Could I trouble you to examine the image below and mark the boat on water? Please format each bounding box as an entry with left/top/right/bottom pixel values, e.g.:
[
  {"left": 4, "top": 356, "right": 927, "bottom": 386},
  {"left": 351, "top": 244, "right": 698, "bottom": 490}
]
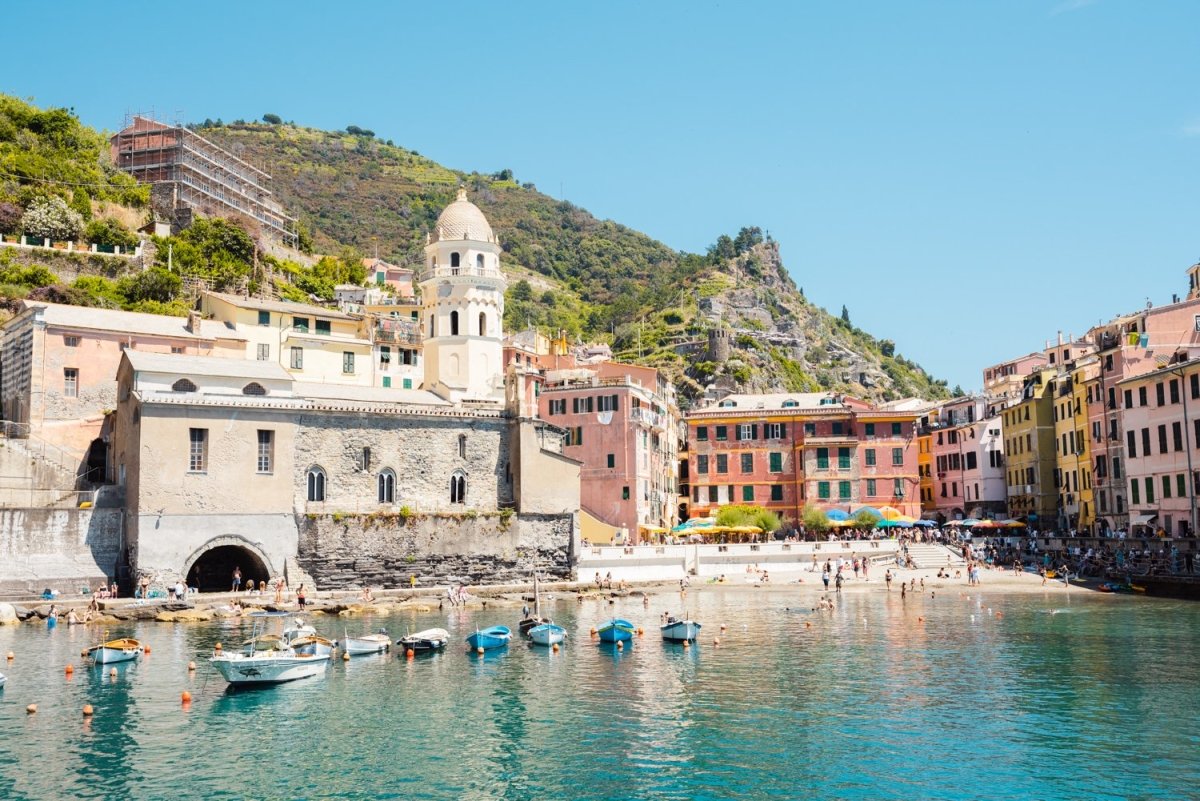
[
  {"left": 0, "top": 672, "right": 6, "bottom": 688},
  {"left": 528, "top": 622, "right": 566, "bottom": 647},
  {"left": 466, "top": 626, "right": 512, "bottom": 651},
  {"left": 342, "top": 630, "right": 390, "bottom": 656},
  {"left": 661, "top": 617, "right": 702, "bottom": 642},
  {"left": 82, "top": 638, "right": 142, "bottom": 665},
  {"left": 596, "top": 618, "right": 636, "bottom": 643},
  {"left": 397, "top": 628, "right": 450, "bottom": 652},
  {"left": 282, "top": 618, "right": 335, "bottom": 657},
  {"left": 518, "top": 573, "right": 551, "bottom": 636},
  {"left": 211, "top": 617, "right": 330, "bottom": 686}
]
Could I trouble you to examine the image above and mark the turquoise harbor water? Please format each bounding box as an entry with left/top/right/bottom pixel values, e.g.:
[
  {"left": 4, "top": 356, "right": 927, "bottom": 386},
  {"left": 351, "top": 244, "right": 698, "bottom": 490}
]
[{"left": 1, "top": 588, "right": 1199, "bottom": 800}]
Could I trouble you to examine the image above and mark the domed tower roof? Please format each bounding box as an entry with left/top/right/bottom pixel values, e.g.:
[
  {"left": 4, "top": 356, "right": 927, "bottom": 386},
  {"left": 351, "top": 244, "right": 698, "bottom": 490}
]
[{"left": 432, "top": 187, "right": 495, "bottom": 244}]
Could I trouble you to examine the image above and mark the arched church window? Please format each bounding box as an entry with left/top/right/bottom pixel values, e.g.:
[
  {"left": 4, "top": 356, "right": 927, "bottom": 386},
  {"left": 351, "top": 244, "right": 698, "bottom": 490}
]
[
  {"left": 451, "top": 252, "right": 461, "bottom": 268},
  {"left": 378, "top": 469, "right": 395, "bottom": 504},
  {"left": 478, "top": 312, "right": 487, "bottom": 336},
  {"left": 307, "top": 466, "right": 326, "bottom": 502},
  {"left": 476, "top": 253, "right": 484, "bottom": 270},
  {"left": 450, "top": 470, "right": 467, "bottom": 505},
  {"left": 450, "top": 311, "right": 459, "bottom": 336},
  {"left": 172, "top": 378, "right": 197, "bottom": 393}
]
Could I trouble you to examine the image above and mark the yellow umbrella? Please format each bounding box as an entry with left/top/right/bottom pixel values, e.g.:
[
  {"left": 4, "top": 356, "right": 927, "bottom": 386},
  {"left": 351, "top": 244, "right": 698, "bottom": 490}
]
[
  {"left": 879, "top": 506, "right": 902, "bottom": 521},
  {"left": 730, "top": 526, "right": 763, "bottom": 534}
]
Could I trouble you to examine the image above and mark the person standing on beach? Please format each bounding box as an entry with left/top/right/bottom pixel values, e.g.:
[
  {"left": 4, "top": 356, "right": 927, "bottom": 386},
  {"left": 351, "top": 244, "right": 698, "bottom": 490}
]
[
  {"left": 822, "top": 571, "right": 830, "bottom": 590},
  {"left": 231, "top": 566, "right": 242, "bottom": 593},
  {"left": 835, "top": 571, "right": 843, "bottom": 593},
  {"left": 884, "top": 569, "right": 892, "bottom": 591},
  {"left": 297, "top": 584, "right": 307, "bottom": 608}
]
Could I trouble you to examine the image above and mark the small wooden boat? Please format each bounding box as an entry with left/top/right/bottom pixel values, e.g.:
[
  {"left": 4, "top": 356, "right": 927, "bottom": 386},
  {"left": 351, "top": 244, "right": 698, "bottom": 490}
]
[
  {"left": 289, "top": 635, "right": 335, "bottom": 658},
  {"left": 83, "top": 638, "right": 141, "bottom": 665},
  {"left": 518, "top": 572, "right": 551, "bottom": 636},
  {"left": 661, "top": 618, "right": 702, "bottom": 642},
  {"left": 397, "top": 628, "right": 449, "bottom": 652},
  {"left": 466, "top": 626, "right": 512, "bottom": 651},
  {"left": 342, "top": 631, "right": 390, "bottom": 656},
  {"left": 597, "top": 618, "right": 635, "bottom": 643},
  {"left": 528, "top": 622, "right": 566, "bottom": 647}
]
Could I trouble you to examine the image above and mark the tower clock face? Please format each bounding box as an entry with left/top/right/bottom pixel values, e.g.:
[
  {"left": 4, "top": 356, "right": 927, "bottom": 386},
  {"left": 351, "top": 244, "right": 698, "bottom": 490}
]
[{"left": 438, "top": 283, "right": 452, "bottom": 297}]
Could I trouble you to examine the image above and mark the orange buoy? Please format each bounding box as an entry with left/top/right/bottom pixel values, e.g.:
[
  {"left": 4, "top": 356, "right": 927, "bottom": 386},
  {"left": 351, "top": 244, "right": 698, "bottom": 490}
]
[
  {"left": 805, "top": 621, "right": 812, "bottom": 628},
  {"left": 26, "top": 704, "right": 37, "bottom": 714},
  {"left": 551, "top": 643, "right": 559, "bottom": 653},
  {"left": 213, "top": 642, "right": 222, "bottom": 651},
  {"left": 713, "top": 637, "right": 720, "bottom": 645},
  {"left": 406, "top": 649, "right": 415, "bottom": 658},
  {"left": 342, "top": 652, "right": 350, "bottom": 661},
  {"left": 476, "top": 647, "right": 485, "bottom": 655},
  {"left": 996, "top": 612, "right": 1003, "bottom": 619},
  {"left": 5, "top": 651, "right": 12, "bottom": 661},
  {"left": 64, "top": 664, "right": 74, "bottom": 676},
  {"left": 108, "top": 668, "right": 117, "bottom": 679},
  {"left": 589, "top": 627, "right": 597, "bottom": 637},
  {"left": 636, "top": 627, "right": 644, "bottom": 636},
  {"left": 616, "top": 641, "right": 624, "bottom": 650},
  {"left": 720, "top": 624, "right": 727, "bottom": 631},
  {"left": 918, "top": 617, "right": 924, "bottom": 622},
  {"left": 682, "top": 639, "right": 690, "bottom": 649},
  {"left": 143, "top": 645, "right": 151, "bottom": 655},
  {"left": 181, "top": 691, "right": 192, "bottom": 704},
  {"left": 82, "top": 704, "right": 94, "bottom": 717},
  {"left": 187, "top": 661, "right": 196, "bottom": 671}
]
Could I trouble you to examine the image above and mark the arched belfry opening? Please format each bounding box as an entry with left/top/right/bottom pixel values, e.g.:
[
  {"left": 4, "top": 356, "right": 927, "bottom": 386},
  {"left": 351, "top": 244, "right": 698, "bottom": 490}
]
[{"left": 184, "top": 541, "right": 271, "bottom": 592}]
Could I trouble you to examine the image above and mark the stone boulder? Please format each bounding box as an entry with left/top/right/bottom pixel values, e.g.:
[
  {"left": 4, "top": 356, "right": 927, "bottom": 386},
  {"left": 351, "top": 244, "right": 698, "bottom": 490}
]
[{"left": 0, "top": 603, "right": 18, "bottom": 626}]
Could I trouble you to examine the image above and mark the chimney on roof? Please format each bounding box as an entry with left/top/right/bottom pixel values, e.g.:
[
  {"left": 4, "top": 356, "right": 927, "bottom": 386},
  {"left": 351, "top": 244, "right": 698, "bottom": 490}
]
[
  {"left": 1057, "top": 331, "right": 1063, "bottom": 347},
  {"left": 186, "top": 310, "right": 202, "bottom": 334}
]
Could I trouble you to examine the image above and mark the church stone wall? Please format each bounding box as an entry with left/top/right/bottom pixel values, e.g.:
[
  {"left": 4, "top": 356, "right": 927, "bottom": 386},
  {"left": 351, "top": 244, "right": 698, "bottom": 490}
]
[{"left": 296, "top": 510, "right": 575, "bottom": 588}]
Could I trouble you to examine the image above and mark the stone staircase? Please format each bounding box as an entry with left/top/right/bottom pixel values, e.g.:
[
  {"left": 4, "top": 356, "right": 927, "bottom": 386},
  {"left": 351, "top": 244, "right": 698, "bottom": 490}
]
[
  {"left": 904, "top": 542, "right": 967, "bottom": 569},
  {"left": 0, "top": 436, "right": 82, "bottom": 508}
]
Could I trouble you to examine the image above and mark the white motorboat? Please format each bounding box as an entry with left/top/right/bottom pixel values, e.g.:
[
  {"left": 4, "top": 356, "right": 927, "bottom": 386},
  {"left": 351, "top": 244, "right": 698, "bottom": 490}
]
[
  {"left": 210, "top": 650, "right": 330, "bottom": 686},
  {"left": 342, "top": 631, "right": 390, "bottom": 656},
  {"left": 396, "top": 628, "right": 450, "bottom": 652},
  {"left": 83, "top": 638, "right": 142, "bottom": 665},
  {"left": 661, "top": 618, "right": 702, "bottom": 642}
]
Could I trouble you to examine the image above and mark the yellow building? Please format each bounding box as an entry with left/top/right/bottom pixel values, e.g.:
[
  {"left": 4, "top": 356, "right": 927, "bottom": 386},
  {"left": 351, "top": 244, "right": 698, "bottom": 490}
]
[
  {"left": 200, "top": 291, "right": 374, "bottom": 387},
  {"left": 1052, "top": 358, "right": 1096, "bottom": 533},
  {"left": 917, "top": 430, "right": 935, "bottom": 513},
  {"left": 1003, "top": 368, "right": 1058, "bottom": 527}
]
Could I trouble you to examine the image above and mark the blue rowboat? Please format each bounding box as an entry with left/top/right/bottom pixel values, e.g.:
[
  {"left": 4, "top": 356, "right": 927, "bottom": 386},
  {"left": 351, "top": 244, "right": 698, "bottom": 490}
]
[
  {"left": 661, "top": 619, "right": 702, "bottom": 642},
  {"left": 596, "top": 618, "right": 636, "bottom": 643},
  {"left": 528, "top": 623, "right": 566, "bottom": 647},
  {"left": 466, "top": 626, "right": 512, "bottom": 651}
]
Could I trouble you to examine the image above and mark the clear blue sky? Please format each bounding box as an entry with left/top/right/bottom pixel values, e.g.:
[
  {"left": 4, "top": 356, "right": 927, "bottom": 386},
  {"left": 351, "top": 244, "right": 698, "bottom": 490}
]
[{"left": 3, "top": 0, "right": 1197, "bottom": 390}]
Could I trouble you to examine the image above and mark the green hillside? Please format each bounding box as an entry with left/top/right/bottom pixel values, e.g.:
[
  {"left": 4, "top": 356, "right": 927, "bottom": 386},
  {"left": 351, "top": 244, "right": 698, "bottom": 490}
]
[{"left": 0, "top": 96, "right": 949, "bottom": 404}]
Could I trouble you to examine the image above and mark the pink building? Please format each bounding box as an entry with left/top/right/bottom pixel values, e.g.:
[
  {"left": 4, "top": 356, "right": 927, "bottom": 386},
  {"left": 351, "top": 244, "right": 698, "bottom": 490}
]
[
  {"left": 1118, "top": 357, "right": 1200, "bottom": 537},
  {"left": 0, "top": 301, "right": 245, "bottom": 463},
  {"left": 928, "top": 397, "right": 1006, "bottom": 520},
  {"left": 363, "top": 258, "right": 415, "bottom": 299},
  {"left": 538, "top": 360, "right": 678, "bottom": 542},
  {"left": 983, "top": 352, "right": 1048, "bottom": 415}
]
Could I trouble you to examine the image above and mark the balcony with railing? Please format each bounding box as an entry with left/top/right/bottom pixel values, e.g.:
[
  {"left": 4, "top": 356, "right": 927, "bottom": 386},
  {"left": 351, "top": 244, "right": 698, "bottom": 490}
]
[
  {"left": 420, "top": 264, "right": 504, "bottom": 282},
  {"left": 373, "top": 322, "right": 422, "bottom": 346}
]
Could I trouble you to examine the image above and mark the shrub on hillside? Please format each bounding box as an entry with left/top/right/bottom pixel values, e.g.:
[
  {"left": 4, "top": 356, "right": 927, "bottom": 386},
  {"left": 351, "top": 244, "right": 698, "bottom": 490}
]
[
  {"left": 84, "top": 218, "right": 139, "bottom": 250},
  {"left": 20, "top": 196, "right": 84, "bottom": 241},
  {"left": 0, "top": 202, "right": 21, "bottom": 235},
  {"left": 118, "top": 267, "right": 181, "bottom": 304},
  {"left": 0, "top": 263, "right": 59, "bottom": 288}
]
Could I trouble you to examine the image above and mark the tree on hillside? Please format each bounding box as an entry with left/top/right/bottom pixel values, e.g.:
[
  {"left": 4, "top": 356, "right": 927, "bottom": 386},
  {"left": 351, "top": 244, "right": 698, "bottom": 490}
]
[
  {"left": 733, "top": 226, "right": 763, "bottom": 254},
  {"left": 511, "top": 279, "right": 533, "bottom": 302},
  {"left": 119, "top": 267, "right": 181, "bottom": 304},
  {"left": 0, "top": 202, "right": 21, "bottom": 234},
  {"left": 707, "top": 235, "right": 736, "bottom": 264},
  {"left": 262, "top": 113, "right": 282, "bottom": 125},
  {"left": 841, "top": 305, "right": 850, "bottom": 324},
  {"left": 880, "top": 339, "right": 895, "bottom": 357},
  {"left": 21, "top": 196, "right": 83, "bottom": 241}
]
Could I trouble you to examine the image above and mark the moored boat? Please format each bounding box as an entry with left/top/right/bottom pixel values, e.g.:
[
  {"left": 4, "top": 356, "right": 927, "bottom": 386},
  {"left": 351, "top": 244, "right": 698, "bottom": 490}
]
[
  {"left": 290, "top": 635, "right": 335, "bottom": 658},
  {"left": 397, "top": 628, "right": 449, "bottom": 652},
  {"left": 466, "top": 626, "right": 512, "bottom": 651},
  {"left": 518, "top": 572, "right": 550, "bottom": 636},
  {"left": 210, "top": 650, "right": 330, "bottom": 686},
  {"left": 0, "top": 672, "right": 6, "bottom": 688},
  {"left": 661, "top": 618, "right": 702, "bottom": 642},
  {"left": 342, "top": 631, "right": 390, "bottom": 656},
  {"left": 596, "top": 618, "right": 636, "bottom": 643},
  {"left": 83, "top": 638, "right": 142, "bottom": 665},
  {"left": 528, "top": 622, "right": 566, "bottom": 647}
]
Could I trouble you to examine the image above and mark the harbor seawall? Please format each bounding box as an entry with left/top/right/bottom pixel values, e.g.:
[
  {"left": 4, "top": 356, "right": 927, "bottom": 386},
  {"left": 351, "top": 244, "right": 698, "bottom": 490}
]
[{"left": 0, "top": 507, "right": 123, "bottom": 594}]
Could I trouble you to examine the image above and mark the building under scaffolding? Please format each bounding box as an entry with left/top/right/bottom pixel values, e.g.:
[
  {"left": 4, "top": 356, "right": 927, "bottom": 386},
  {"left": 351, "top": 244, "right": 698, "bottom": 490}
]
[{"left": 110, "top": 116, "right": 298, "bottom": 247}]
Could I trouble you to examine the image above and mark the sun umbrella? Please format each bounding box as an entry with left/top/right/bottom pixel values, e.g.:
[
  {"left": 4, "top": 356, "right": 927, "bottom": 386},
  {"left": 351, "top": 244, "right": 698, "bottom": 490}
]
[
  {"left": 828, "top": 518, "right": 856, "bottom": 527},
  {"left": 945, "top": 520, "right": 963, "bottom": 527},
  {"left": 895, "top": 515, "right": 919, "bottom": 524},
  {"left": 877, "top": 519, "right": 913, "bottom": 529},
  {"left": 879, "top": 506, "right": 902, "bottom": 521},
  {"left": 1004, "top": 520, "right": 1027, "bottom": 528},
  {"left": 851, "top": 506, "right": 883, "bottom": 518},
  {"left": 960, "top": 518, "right": 981, "bottom": 527},
  {"left": 825, "top": 509, "right": 850, "bottom": 521},
  {"left": 913, "top": 520, "right": 937, "bottom": 528},
  {"left": 973, "top": 520, "right": 1000, "bottom": 529}
]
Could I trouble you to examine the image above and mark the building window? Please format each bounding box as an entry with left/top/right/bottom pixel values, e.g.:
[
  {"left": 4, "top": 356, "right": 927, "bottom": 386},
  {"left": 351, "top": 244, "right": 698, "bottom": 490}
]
[
  {"left": 865, "top": 423, "right": 875, "bottom": 437},
  {"left": 64, "top": 368, "right": 79, "bottom": 398},
  {"left": 1142, "top": 428, "right": 1151, "bottom": 456},
  {"left": 894, "top": 478, "right": 903, "bottom": 498},
  {"left": 715, "top": 425, "right": 728, "bottom": 441},
  {"left": 1127, "top": 430, "right": 1137, "bottom": 458},
  {"left": 258, "top": 310, "right": 270, "bottom": 326},
  {"left": 816, "top": 448, "right": 829, "bottom": 469},
  {"left": 451, "top": 252, "right": 461, "bottom": 268},
  {"left": 966, "top": 452, "right": 977, "bottom": 470},
  {"left": 316, "top": 320, "right": 331, "bottom": 336},
  {"left": 769, "top": 452, "right": 783, "bottom": 473},
  {"left": 624, "top": 486, "right": 632, "bottom": 501},
  {"left": 607, "top": 453, "right": 615, "bottom": 468},
  {"left": 742, "top": 485, "right": 755, "bottom": 502},
  {"left": 892, "top": 447, "right": 904, "bottom": 466},
  {"left": 1155, "top": 382, "right": 1165, "bottom": 406},
  {"left": 1192, "top": 374, "right": 1200, "bottom": 400},
  {"left": 243, "top": 382, "right": 267, "bottom": 397},
  {"left": 598, "top": 394, "right": 620, "bottom": 412},
  {"left": 832, "top": 422, "right": 844, "bottom": 436},
  {"left": 170, "top": 378, "right": 197, "bottom": 392},
  {"left": 770, "top": 484, "right": 784, "bottom": 501},
  {"left": 257, "top": 430, "right": 273, "bottom": 473},
  {"left": 343, "top": 352, "right": 356, "bottom": 374},
  {"left": 1144, "top": 477, "right": 1154, "bottom": 504},
  {"left": 804, "top": 423, "right": 816, "bottom": 436},
  {"left": 838, "top": 480, "right": 851, "bottom": 500},
  {"left": 716, "top": 454, "right": 728, "bottom": 474},
  {"left": 450, "top": 311, "right": 460, "bottom": 336},
  {"left": 740, "top": 453, "right": 753, "bottom": 473},
  {"left": 697, "top": 455, "right": 709, "bottom": 475},
  {"left": 479, "top": 312, "right": 487, "bottom": 336},
  {"left": 696, "top": 426, "right": 708, "bottom": 441},
  {"left": 293, "top": 317, "right": 310, "bottom": 333},
  {"left": 838, "top": 447, "right": 851, "bottom": 469},
  {"left": 1158, "top": 425, "right": 1169, "bottom": 455},
  {"left": 458, "top": 434, "right": 467, "bottom": 459},
  {"left": 866, "top": 479, "right": 876, "bottom": 497},
  {"left": 307, "top": 466, "right": 326, "bottom": 501},
  {"left": 290, "top": 347, "right": 303, "bottom": 370},
  {"left": 1138, "top": 386, "right": 1147, "bottom": 406},
  {"left": 1162, "top": 475, "right": 1172, "bottom": 499},
  {"left": 1131, "top": 479, "right": 1140, "bottom": 505},
  {"left": 379, "top": 469, "right": 396, "bottom": 504},
  {"left": 450, "top": 470, "right": 467, "bottom": 504},
  {"left": 171, "top": 346, "right": 184, "bottom": 354},
  {"left": 257, "top": 343, "right": 270, "bottom": 361},
  {"left": 766, "top": 423, "right": 784, "bottom": 439},
  {"left": 188, "top": 428, "right": 208, "bottom": 472},
  {"left": 738, "top": 424, "right": 754, "bottom": 441},
  {"left": 707, "top": 486, "right": 718, "bottom": 503},
  {"left": 1177, "top": 473, "right": 1186, "bottom": 499},
  {"left": 64, "top": 335, "right": 80, "bottom": 347},
  {"left": 402, "top": 378, "right": 412, "bottom": 390},
  {"left": 818, "top": 481, "right": 830, "bottom": 500},
  {"left": 891, "top": 422, "right": 902, "bottom": 436},
  {"left": 865, "top": 449, "right": 876, "bottom": 467},
  {"left": 1173, "top": 422, "right": 1184, "bottom": 452},
  {"left": 1170, "top": 379, "right": 1180, "bottom": 404}
]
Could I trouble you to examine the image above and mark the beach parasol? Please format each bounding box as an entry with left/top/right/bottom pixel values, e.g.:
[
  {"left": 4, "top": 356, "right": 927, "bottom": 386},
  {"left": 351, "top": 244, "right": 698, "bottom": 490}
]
[
  {"left": 879, "top": 506, "right": 902, "bottom": 521},
  {"left": 852, "top": 506, "right": 883, "bottom": 518},
  {"left": 825, "top": 509, "right": 850, "bottom": 521}
]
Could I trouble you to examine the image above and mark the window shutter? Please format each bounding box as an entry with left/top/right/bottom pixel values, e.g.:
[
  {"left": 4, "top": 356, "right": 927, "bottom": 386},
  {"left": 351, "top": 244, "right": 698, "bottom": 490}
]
[
  {"left": 751, "top": 424, "right": 759, "bottom": 440},
  {"left": 735, "top": 426, "right": 742, "bottom": 441},
  {"left": 612, "top": 394, "right": 619, "bottom": 411}
]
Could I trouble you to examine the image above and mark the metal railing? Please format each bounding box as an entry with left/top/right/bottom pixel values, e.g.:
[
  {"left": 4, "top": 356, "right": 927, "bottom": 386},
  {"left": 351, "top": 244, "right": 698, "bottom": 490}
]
[{"left": 0, "top": 421, "right": 84, "bottom": 480}]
